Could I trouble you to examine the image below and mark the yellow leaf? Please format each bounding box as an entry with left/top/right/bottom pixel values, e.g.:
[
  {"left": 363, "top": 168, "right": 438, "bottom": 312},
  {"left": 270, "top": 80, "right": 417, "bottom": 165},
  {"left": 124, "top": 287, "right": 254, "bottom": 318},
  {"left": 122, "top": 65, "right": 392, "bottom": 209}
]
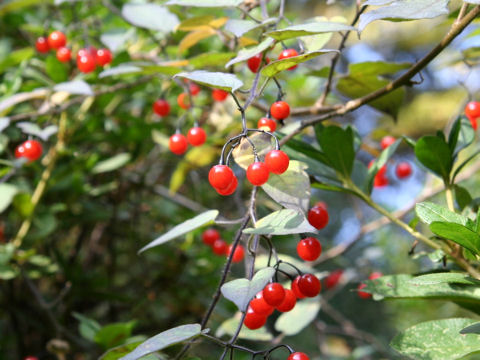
[
  {"left": 238, "top": 37, "right": 258, "bottom": 47},
  {"left": 185, "top": 145, "right": 218, "bottom": 167},
  {"left": 177, "top": 15, "right": 215, "bottom": 31},
  {"left": 179, "top": 27, "right": 216, "bottom": 53},
  {"left": 170, "top": 161, "right": 190, "bottom": 194},
  {"left": 209, "top": 17, "right": 228, "bottom": 29},
  {"left": 158, "top": 60, "right": 190, "bottom": 67},
  {"left": 232, "top": 132, "right": 274, "bottom": 170}
]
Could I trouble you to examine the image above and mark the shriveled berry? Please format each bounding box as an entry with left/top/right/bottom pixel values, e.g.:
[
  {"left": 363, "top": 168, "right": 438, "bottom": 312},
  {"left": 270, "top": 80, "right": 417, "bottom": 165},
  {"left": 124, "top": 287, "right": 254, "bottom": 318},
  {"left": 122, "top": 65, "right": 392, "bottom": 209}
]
[
  {"left": 47, "top": 31, "right": 66, "bottom": 49},
  {"left": 395, "top": 161, "right": 412, "bottom": 179},
  {"left": 246, "top": 162, "right": 269, "bottom": 186},
  {"left": 270, "top": 101, "right": 290, "bottom": 120},
  {"left": 244, "top": 307, "right": 267, "bottom": 330},
  {"left": 262, "top": 283, "right": 285, "bottom": 307},
  {"left": 308, "top": 206, "right": 329, "bottom": 230},
  {"left": 15, "top": 140, "right": 43, "bottom": 162},
  {"left": 56, "top": 47, "right": 71, "bottom": 62},
  {"left": 96, "top": 48, "right": 113, "bottom": 66},
  {"left": 288, "top": 352, "right": 309, "bottom": 360},
  {"left": 212, "top": 239, "right": 227, "bottom": 255},
  {"left": 227, "top": 244, "right": 245, "bottom": 263},
  {"left": 297, "top": 237, "right": 322, "bottom": 261},
  {"left": 257, "top": 117, "right": 276, "bottom": 132},
  {"left": 278, "top": 48, "right": 299, "bottom": 70},
  {"left": 380, "top": 135, "right": 396, "bottom": 150},
  {"left": 177, "top": 93, "right": 190, "bottom": 109},
  {"left": 202, "top": 228, "right": 220, "bottom": 246},
  {"left": 187, "top": 127, "right": 207, "bottom": 146},
  {"left": 298, "top": 273, "right": 321, "bottom": 297},
  {"left": 212, "top": 89, "right": 228, "bottom": 102},
  {"left": 35, "top": 37, "right": 50, "bottom": 53},
  {"left": 291, "top": 276, "right": 306, "bottom": 299},
  {"left": 169, "top": 133, "right": 188, "bottom": 155},
  {"left": 276, "top": 289, "right": 296, "bottom": 312},
  {"left": 265, "top": 150, "right": 289, "bottom": 175},
  {"left": 209, "top": 165, "right": 234, "bottom": 190},
  {"left": 153, "top": 99, "right": 170, "bottom": 117}
]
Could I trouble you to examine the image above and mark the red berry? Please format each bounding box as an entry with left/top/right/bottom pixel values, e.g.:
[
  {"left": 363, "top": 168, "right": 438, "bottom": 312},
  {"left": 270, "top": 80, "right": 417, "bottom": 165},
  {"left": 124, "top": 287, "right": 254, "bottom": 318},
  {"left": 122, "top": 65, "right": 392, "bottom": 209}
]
[
  {"left": 298, "top": 273, "right": 321, "bottom": 297},
  {"left": 212, "top": 89, "right": 228, "bottom": 102},
  {"left": 257, "top": 117, "right": 276, "bottom": 132},
  {"left": 380, "top": 135, "right": 396, "bottom": 150},
  {"left": 276, "top": 288, "right": 296, "bottom": 312},
  {"left": 35, "top": 37, "right": 50, "bottom": 53},
  {"left": 169, "top": 133, "right": 188, "bottom": 155},
  {"left": 244, "top": 307, "right": 267, "bottom": 330},
  {"left": 177, "top": 93, "right": 190, "bottom": 109},
  {"left": 202, "top": 228, "right": 220, "bottom": 246},
  {"left": 374, "top": 173, "right": 389, "bottom": 188},
  {"left": 212, "top": 239, "right": 227, "bottom": 255},
  {"left": 307, "top": 206, "right": 329, "bottom": 230},
  {"left": 250, "top": 292, "right": 274, "bottom": 316},
  {"left": 395, "top": 161, "right": 412, "bottom": 179},
  {"left": 77, "top": 53, "right": 96, "bottom": 73},
  {"left": 208, "top": 165, "right": 234, "bottom": 190},
  {"left": 15, "top": 140, "right": 43, "bottom": 162},
  {"left": 469, "top": 116, "right": 478, "bottom": 130},
  {"left": 227, "top": 244, "right": 245, "bottom": 263},
  {"left": 325, "top": 269, "right": 343, "bottom": 290},
  {"left": 262, "top": 283, "right": 286, "bottom": 307},
  {"left": 270, "top": 101, "right": 290, "bottom": 120},
  {"left": 357, "top": 283, "right": 371, "bottom": 299},
  {"left": 291, "top": 276, "right": 306, "bottom": 299},
  {"left": 56, "top": 47, "right": 71, "bottom": 62},
  {"left": 288, "top": 352, "right": 309, "bottom": 360},
  {"left": 315, "top": 201, "right": 327, "bottom": 210},
  {"left": 77, "top": 47, "right": 96, "bottom": 60},
  {"left": 246, "top": 162, "right": 269, "bottom": 186},
  {"left": 264, "top": 150, "right": 289, "bottom": 175},
  {"left": 24, "top": 357, "right": 39, "bottom": 360},
  {"left": 153, "top": 99, "right": 170, "bottom": 117},
  {"left": 96, "top": 48, "right": 113, "bottom": 66},
  {"left": 189, "top": 83, "right": 200, "bottom": 96},
  {"left": 187, "top": 127, "right": 207, "bottom": 146},
  {"left": 297, "top": 237, "right": 322, "bottom": 261},
  {"left": 47, "top": 31, "right": 66, "bottom": 49},
  {"left": 216, "top": 175, "right": 238, "bottom": 196},
  {"left": 278, "top": 48, "right": 299, "bottom": 70},
  {"left": 247, "top": 53, "right": 270, "bottom": 73},
  {"left": 369, "top": 271, "right": 383, "bottom": 280},
  {"left": 465, "top": 101, "right": 480, "bottom": 120}
]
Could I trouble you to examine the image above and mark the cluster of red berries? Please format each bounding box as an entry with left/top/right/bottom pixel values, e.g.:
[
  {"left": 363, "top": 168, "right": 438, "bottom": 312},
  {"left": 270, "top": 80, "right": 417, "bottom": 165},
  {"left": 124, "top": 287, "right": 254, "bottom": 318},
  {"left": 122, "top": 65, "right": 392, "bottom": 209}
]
[
  {"left": 244, "top": 273, "right": 321, "bottom": 330},
  {"left": 357, "top": 272, "right": 382, "bottom": 299},
  {"left": 246, "top": 48, "right": 299, "bottom": 74},
  {"left": 176, "top": 84, "right": 229, "bottom": 110},
  {"left": 307, "top": 201, "right": 329, "bottom": 230},
  {"left": 465, "top": 101, "right": 480, "bottom": 130},
  {"left": 202, "top": 228, "right": 245, "bottom": 262},
  {"left": 371, "top": 136, "right": 412, "bottom": 187},
  {"left": 15, "top": 140, "right": 43, "bottom": 162},
  {"left": 35, "top": 31, "right": 112, "bottom": 73},
  {"left": 168, "top": 127, "right": 207, "bottom": 155}
]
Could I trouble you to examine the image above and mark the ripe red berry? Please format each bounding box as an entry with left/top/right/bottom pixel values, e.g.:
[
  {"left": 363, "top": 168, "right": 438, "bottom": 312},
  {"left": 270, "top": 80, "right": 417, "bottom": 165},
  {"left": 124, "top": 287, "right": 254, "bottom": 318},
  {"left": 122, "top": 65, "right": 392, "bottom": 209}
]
[
  {"left": 288, "top": 352, "right": 309, "bottom": 360},
  {"left": 169, "top": 133, "right": 188, "bottom": 155},
  {"left": 250, "top": 292, "right": 274, "bottom": 316},
  {"left": 278, "top": 48, "right": 299, "bottom": 70},
  {"left": 187, "top": 127, "right": 207, "bottom": 146},
  {"left": 56, "top": 47, "right": 71, "bottom": 62},
  {"left": 380, "top": 135, "right": 396, "bottom": 150},
  {"left": 77, "top": 47, "right": 96, "bottom": 60},
  {"left": 262, "top": 283, "right": 286, "bottom": 307},
  {"left": 308, "top": 205, "right": 329, "bottom": 230},
  {"left": 47, "top": 31, "right": 66, "bottom": 49},
  {"left": 276, "top": 288, "right": 296, "bottom": 312},
  {"left": 15, "top": 140, "right": 43, "bottom": 162},
  {"left": 24, "top": 357, "right": 39, "bottom": 360},
  {"left": 212, "top": 239, "right": 227, "bottom": 255},
  {"left": 469, "top": 116, "right": 478, "bottom": 131},
  {"left": 77, "top": 53, "right": 96, "bottom": 73},
  {"left": 96, "top": 48, "right": 113, "bottom": 66},
  {"left": 209, "top": 165, "right": 234, "bottom": 190},
  {"left": 212, "top": 89, "right": 229, "bottom": 102},
  {"left": 395, "top": 161, "right": 412, "bottom": 179},
  {"left": 297, "top": 237, "right": 322, "bottom": 261},
  {"left": 291, "top": 276, "right": 306, "bottom": 299},
  {"left": 257, "top": 117, "right": 276, "bottom": 132},
  {"left": 153, "top": 99, "right": 170, "bottom": 117},
  {"left": 298, "top": 273, "right": 321, "bottom": 297},
  {"left": 270, "top": 101, "right": 290, "bottom": 120},
  {"left": 369, "top": 271, "right": 383, "bottom": 280},
  {"left": 244, "top": 307, "right": 267, "bottom": 330},
  {"left": 357, "top": 283, "right": 371, "bottom": 299},
  {"left": 189, "top": 83, "right": 200, "bottom": 96},
  {"left": 177, "top": 93, "right": 190, "bottom": 109},
  {"left": 325, "top": 269, "right": 343, "bottom": 290},
  {"left": 35, "top": 37, "right": 50, "bottom": 53},
  {"left": 246, "top": 162, "right": 270, "bottom": 186},
  {"left": 247, "top": 53, "right": 270, "bottom": 73},
  {"left": 374, "top": 173, "right": 389, "bottom": 188},
  {"left": 265, "top": 150, "right": 289, "bottom": 175},
  {"left": 216, "top": 175, "right": 238, "bottom": 196},
  {"left": 227, "top": 244, "right": 245, "bottom": 263},
  {"left": 465, "top": 101, "right": 480, "bottom": 120},
  {"left": 202, "top": 228, "right": 220, "bottom": 246}
]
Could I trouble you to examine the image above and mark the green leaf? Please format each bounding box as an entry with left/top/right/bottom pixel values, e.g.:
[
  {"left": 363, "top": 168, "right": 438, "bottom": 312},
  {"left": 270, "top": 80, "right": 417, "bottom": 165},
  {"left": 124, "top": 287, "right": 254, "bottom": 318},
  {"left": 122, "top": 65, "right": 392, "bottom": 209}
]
[
  {"left": 415, "top": 201, "right": 468, "bottom": 226},
  {"left": 140, "top": 210, "right": 219, "bottom": 253},
  {"left": 189, "top": 52, "right": 236, "bottom": 69},
  {"left": 0, "top": 183, "right": 19, "bottom": 213},
  {"left": 408, "top": 273, "right": 480, "bottom": 286},
  {"left": 94, "top": 321, "right": 136, "bottom": 349},
  {"left": 224, "top": 18, "right": 276, "bottom": 37},
  {"left": 220, "top": 267, "right": 275, "bottom": 312},
  {"left": 261, "top": 160, "right": 310, "bottom": 213},
  {"left": 454, "top": 185, "right": 473, "bottom": 211},
  {"left": 260, "top": 50, "right": 338, "bottom": 77},
  {"left": 449, "top": 116, "right": 475, "bottom": 156},
  {"left": 365, "top": 138, "right": 401, "bottom": 193},
  {"left": 254, "top": 253, "right": 312, "bottom": 275},
  {"left": 359, "top": 0, "right": 449, "bottom": 32},
  {"left": 429, "top": 221, "right": 480, "bottom": 255},
  {"left": 72, "top": 312, "right": 101, "bottom": 342},
  {"left": 0, "top": 47, "right": 34, "bottom": 73},
  {"left": 243, "top": 209, "right": 316, "bottom": 235},
  {"left": 390, "top": 318, "right": 480, "bottom": 360},
  {"left": 174, "top": 71, "right": 243, "bottom": 92},
  {"left": 92, "top": 153, "right": 131, "bottom": 174},
  {"left": 45, "top": 55, "right": 68, "bottom": 83},
  {"left": 267, "top": 21, "right": 356, "bottom": 41},
  {"left": 216, "top": 315, "right": 272, "bottom": 341},
  {"left": 317, "top": 126, "right": 355, "bottom": 178},
  {"left": 460, "top": 322, "right": 480, "bottom": 335},
  {"left": 414, "top": 136, "right": 452, "bottom": 182},
  {"left": 275, "top": 298, "right": 320, "bottom": 336},
  {"left": 54, "top": 80, "right": 93, "bottom": 96},
  {"left": 165, "top": 0, "right": 243, "bottom": 7},
  {"left": 99, "top": 63, "right": 181, "bottom": 78},
  {"left": 122, "top": 4, "right": 179, "bottom": 33},
  {"left": 0, "top": 0, "right": 51, "bottom": 15},
  {"left": 336, "top": 61, "right": 409, "bottom": 118},
  {"left": 119, "top": 324, "right": 202, "bottom": 360},
  {"left": 225, "top": 38, "right": 274, "bottom": 68}
]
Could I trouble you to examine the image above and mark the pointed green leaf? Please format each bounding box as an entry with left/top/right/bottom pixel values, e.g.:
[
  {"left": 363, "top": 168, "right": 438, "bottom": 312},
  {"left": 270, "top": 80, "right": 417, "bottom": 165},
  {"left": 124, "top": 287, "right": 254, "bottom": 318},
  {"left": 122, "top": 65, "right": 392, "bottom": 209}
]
[
  {"left": 174, "top": 71, "right": 243, "bottom": 92},
  {"left": 414, "top": 136, "right": 452, "bottom": 182},
  {"left": 260, "top": 50, "right": 338, "bottom": 77},
  {"left": 225, "top": 38, "right": 274, "bottom": 68},
  {"left": 92, "top": 153, "right": 131, "bottom": 174},
  {"left": 408, "top": 273, "right": 480, "bottom": 286},
  {"left": 429, "top": 221, "right": 480, "bottom": 255},
  {"left": 0, "top": 183, "right": 19, "bottom": 213},
  {"left": 243, "top": 209, "right": 316, "bottom": 235},
  {"left": 94, "top": 321, "right": 136, "bottom": 349},
  {"left": 415, "top": 201, "right": 468, "bottom": 226},
  {"left": 317, "top": 126, "right": 355, "bottom": 177},
  {"left": 122, "top": 3, "right": 179, "bottom": 33},
  {"left": 267, "top": 21, "right": 356, "bottom": 41}
]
